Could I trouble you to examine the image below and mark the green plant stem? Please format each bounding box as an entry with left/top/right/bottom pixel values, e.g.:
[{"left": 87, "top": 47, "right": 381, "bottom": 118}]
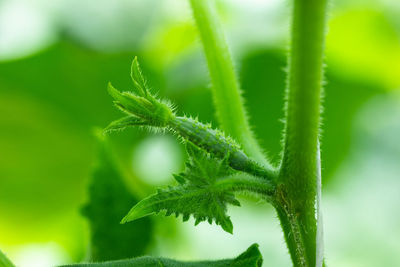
[
  {"left": 278, "top": 0, "right": 328, "bottom": 266},
  {"left": 169, "top": 117, "right": 276, "bottom": 181},
  {"left": 215, "top": 174, "right": 276, "bottom": 199},
  {"left": 189, "top": 0, "right": 270, "bottom": 167}
]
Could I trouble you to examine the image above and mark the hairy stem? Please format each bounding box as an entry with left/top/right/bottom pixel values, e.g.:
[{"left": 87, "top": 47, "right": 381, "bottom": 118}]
[
  {"left": 170, "top": 117, "right": 276, "bottom": 181},
  {"left": 189, "top": 0, "right": 270, "bottom": 166},
  {"left": 215, "top": 174, "right": 276, "bottom": 200},
  {"left": 278, "top": 0, "right": 328, "bottom": 266}
]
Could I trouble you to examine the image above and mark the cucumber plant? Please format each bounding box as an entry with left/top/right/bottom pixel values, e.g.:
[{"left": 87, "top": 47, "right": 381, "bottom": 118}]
[{"left": 0, "top": 0, "right": 328, "bottom": 266}]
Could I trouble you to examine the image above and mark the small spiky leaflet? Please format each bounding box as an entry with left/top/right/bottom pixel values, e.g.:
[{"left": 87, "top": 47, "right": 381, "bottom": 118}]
[{"left": 121, "top": 144, "right": 240, "bottom": 234}]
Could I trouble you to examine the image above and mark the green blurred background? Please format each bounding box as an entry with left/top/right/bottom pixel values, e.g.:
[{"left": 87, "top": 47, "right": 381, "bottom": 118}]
[{"left": 0, "top": 0, "right": 399, "bottom": 266}]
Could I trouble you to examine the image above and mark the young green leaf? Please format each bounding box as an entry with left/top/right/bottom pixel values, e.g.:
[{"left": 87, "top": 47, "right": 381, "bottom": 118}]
[
  {"left": 130, "top": 56, "right": 147, "bottom": 97},
  {"left": 58, "top": 243, "right": 263, "bottom": 267},
  {"left": 103, "top": 116, "right": 148, "bottom": 133},
  {"left": 121, "top": 144, "right": 240, "bottom": 234},
  {"left": 122, "top": 185, "right": 237, "bottom": 234}
]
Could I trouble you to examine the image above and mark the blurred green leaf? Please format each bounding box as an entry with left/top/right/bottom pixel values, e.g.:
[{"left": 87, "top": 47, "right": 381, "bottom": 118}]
[
  {"left": 0, "top": 249, "right": 15, "bottom": 267},
  {"left": 0, "top": 41, "right": 162, "bottom": 254},
  {"left": 130, "top": 57, "right": 148, "bottom": 97},
  {"left": 326, "top": 8, "right": 400, "bottom": 89},
  {"left": 81, "top": 135, "right": 153, "bottom": 261},
  {"left": 59, "top": 243, "right": 262, "bottom": 267}
]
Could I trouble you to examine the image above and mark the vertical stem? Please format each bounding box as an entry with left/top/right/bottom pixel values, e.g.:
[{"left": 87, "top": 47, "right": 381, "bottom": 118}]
[
  {"left": 279, "top": 0, "right": 328, "bottom": 266},
  {"left": 189, "top": 0, "right": 270, "bottom": 167}
]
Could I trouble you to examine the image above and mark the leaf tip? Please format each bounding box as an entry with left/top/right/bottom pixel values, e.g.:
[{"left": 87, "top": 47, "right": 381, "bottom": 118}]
[
  {"left": 107, "top": 82, "right": 121, "bottom": 100},
  {"left": 130, "top": 56, "right": 147, "bottom": 96},
  {"left": 221, "top": 218, "right": 234, "bottom": 234},
  {"left": 120, "top": 215, "right": 129, "bottom": 224},
  {"left": 233, "top": 243, "right": 263, "bottom": 267}
]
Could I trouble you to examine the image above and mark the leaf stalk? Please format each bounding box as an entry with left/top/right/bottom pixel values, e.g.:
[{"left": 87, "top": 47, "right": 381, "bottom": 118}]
[{"left": 189, "top": 0, "right": 270, "bottom": 167}]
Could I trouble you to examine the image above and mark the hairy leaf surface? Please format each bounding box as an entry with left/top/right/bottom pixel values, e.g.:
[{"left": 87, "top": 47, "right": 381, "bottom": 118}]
[
  {"left": 59, "top": 243, "right": 262, "bottom": 267},
  {"left": 104, "top": 116, "right": 148, "bottom": 133}
]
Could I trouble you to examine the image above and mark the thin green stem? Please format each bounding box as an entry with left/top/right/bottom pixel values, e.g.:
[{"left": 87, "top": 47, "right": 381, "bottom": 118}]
[
  {"left": 189, "top": 0, "right": 270, "bottom": 167},
  {"left": 278, "top": 0, "right": 328, "bottom": 266}
]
